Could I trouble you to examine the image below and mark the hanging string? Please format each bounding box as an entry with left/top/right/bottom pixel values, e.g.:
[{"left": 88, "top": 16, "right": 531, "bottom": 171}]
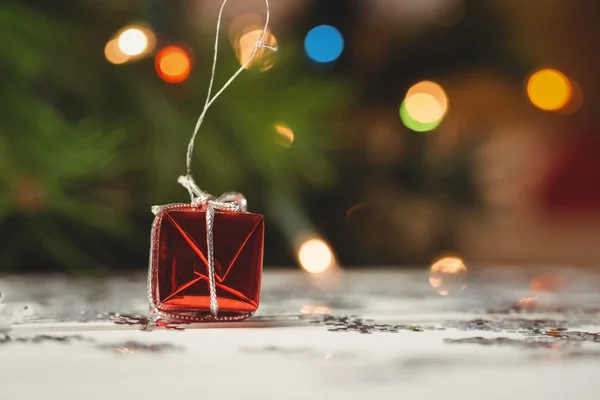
[{"left": 183, "top": 0, "right": 277, "bottom": 202}]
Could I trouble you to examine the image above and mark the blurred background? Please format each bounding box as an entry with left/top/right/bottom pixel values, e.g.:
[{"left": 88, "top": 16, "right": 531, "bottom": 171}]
[{"left": 1, "top": 0, "right": 600, "bottom": 275}]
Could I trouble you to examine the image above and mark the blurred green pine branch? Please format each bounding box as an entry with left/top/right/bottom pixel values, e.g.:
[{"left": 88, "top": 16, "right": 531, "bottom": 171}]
[{"left": 0, "top": 3, "right": 350, "bottom": 272}]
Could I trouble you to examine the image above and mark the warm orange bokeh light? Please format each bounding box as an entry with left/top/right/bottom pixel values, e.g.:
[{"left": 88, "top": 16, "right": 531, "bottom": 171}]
[
  {"left": 155, "top": 46, "right": 192, "bottom": 83},
  {"left": 235, "top": 27, "right": 277, "bottom": 71},
  {"left": 104, "top": 39, "right": 129, "bottom": 65},
  {"left": 526, "top": 69, "right": 572, "bottom": 111},
  {"left": 404, "top": 81, "right": 449, "bottom": 124},
  {"left": 429, "top": 256, "right": 468, "bottom": 296},
  {"left": 274, "top": 123, "right": 294, "bottom": 148}
]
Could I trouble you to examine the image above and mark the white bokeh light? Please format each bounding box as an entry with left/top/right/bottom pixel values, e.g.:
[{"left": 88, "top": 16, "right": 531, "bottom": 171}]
[
  {"left": 298, "top": 238, "right": 335, "bottom": 274},
  {"left": 117, "top": 28, "right": 149, "bottom": 57}
]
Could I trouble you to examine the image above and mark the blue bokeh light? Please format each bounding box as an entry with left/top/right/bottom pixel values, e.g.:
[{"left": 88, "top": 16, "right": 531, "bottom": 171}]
[{"left": 304, "top": 25, "right": 344, "bottom": 63}]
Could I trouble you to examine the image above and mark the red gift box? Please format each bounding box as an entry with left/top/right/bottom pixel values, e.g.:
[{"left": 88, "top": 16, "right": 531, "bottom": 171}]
[{"left": 149, "top": 204, "right": 264, "bottom": 321}]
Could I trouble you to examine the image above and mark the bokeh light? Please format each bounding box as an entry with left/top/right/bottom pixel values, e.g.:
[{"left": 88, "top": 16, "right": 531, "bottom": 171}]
[
  {"left": 428, "top": 256, "right": 468, "bottom": 296},
  {"left": 400, "top": 81, "right": 448, "bottom": 132},
  {"left": 298, "top": 238, "right": 335, "bottom": 274},
  {"left": 400, "top": 101, "right": 441, "bottom": 132},
  {"left": 155, "top": 46, "right": 192, "bottom": 83},
  {"left": 274, "top": 123, "right": 294, "bottom": 148},
  {"left": 104, "top": 39, "right": 129, "bottom": 65},
  {"left": 405, "top": 81, "right": 449, "bottom": 123},
  {"left": 304, "top": 25, "right": 344, "bottom": 63},
  {"left": 235, "top": 27, "right": 278, "bottom": 71},
  {"left": 117, "top": 27, "right": 150, "bottom": 57},
  {"left": 526, "top": 68, "right": 572, "bottom": 111}
]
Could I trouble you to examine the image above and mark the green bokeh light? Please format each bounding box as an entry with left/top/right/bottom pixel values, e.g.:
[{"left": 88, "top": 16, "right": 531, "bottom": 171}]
[{"left": 399, "top": 101, "right": 441, "bottom": 132}]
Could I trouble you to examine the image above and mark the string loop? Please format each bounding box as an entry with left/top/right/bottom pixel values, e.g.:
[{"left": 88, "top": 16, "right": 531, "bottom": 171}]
[{"left": 183, "top": 0, "right": 277, "bottom": 202}]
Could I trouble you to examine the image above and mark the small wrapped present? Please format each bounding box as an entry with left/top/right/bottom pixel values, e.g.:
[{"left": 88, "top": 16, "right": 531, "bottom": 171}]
[{"left": 148, "top": 178, "right": 264, "bottom": 321}]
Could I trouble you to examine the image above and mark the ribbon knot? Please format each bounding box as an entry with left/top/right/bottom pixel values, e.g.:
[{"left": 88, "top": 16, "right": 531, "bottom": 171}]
[
  {"left": 177, "top": 175, "right": 247, "bottom": 317},
  {"left": 255, "top": 39, "right": 278, "bottom": 52}
]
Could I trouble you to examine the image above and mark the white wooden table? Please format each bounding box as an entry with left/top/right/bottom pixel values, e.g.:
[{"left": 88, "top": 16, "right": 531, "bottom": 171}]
[{"left": 1, "top": 269, "right": 600, "bottom": 400}]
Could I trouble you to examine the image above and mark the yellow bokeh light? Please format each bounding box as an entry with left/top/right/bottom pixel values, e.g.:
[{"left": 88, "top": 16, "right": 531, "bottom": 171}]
[
  {"left": 429, "top": 256, "right": 468, "bottom": 296},
  {"left": 104, "top": 39, "right": 129, "bottom": 65},
  {"left": 405, "top": 93, "right": 444, "bottom": 124},
  {"left": 274, "top": 123, "right": 294, "bottom": 148},
  {"left": 298, "top": 238, "right": 335, "bottom": 274},
  {"left": 404, "top": 81, "right": 448, "bottom": 124},
  {"left": 235, "top": 26, "right": 277, "bottom": 71},
  {"left": 117, "top": 27, "right": 150, "bottom": 57},
  {"left": 526, "top": 68, "right": 572, "bottom": 111}
]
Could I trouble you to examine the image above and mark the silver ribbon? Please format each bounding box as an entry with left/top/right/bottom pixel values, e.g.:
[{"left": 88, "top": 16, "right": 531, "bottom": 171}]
[{"left": 176, "top": 175, "right": 247, "bottom": 317}]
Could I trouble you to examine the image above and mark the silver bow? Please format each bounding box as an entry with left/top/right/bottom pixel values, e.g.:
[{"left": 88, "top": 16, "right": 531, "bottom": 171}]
[{"left": 176, "top": 175, "right": 247, "bottom": 317}]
